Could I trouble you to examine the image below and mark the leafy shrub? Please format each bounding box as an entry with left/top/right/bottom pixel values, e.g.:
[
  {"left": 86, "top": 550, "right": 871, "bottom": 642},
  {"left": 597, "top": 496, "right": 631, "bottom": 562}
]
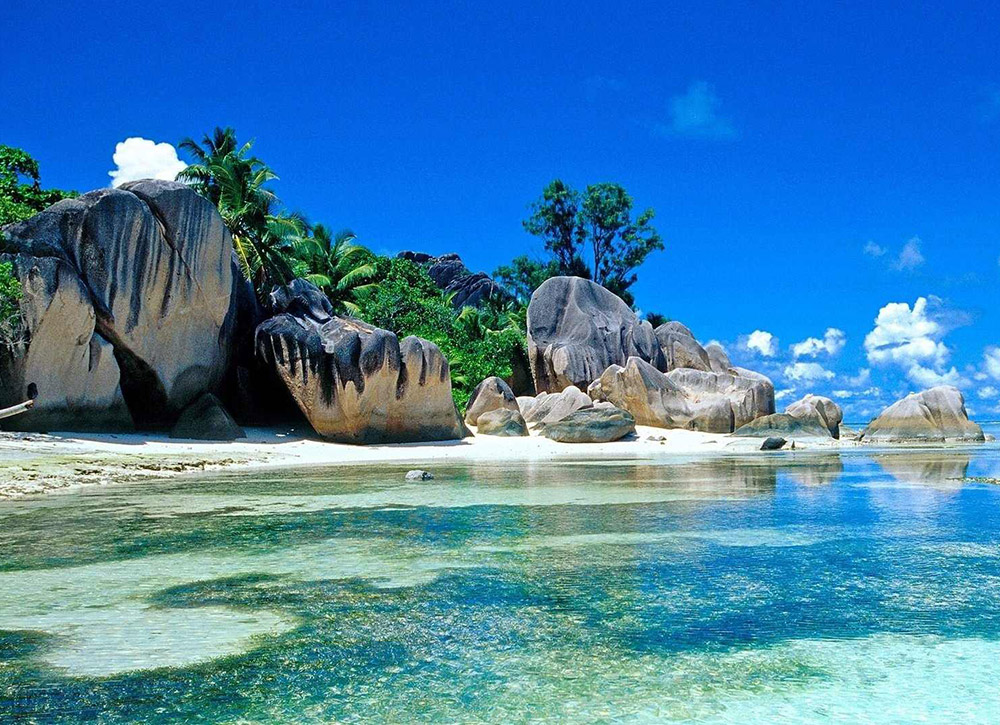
[{"left": 0, "top": 260, "right": 24, "bottom": 347}]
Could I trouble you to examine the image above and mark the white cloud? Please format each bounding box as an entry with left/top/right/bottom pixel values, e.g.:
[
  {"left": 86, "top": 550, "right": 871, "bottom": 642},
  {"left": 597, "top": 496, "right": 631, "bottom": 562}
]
[
  {"left": 863, "top": 241, "right": 886, "bottom": 257},
  {"left": 664, "top": 81, "right": 738, "bottom": 140},
  {"left": 845, "top": 368, "right": 871, "bottom": 387},
  {"left": 890, "top": 236, "right": 925, "bottom": 272},
  {"left": 790, "top": 328, "right": 846, "bottom": 358},
  {"left": 984, "top": 347, "right": 1000, "bottom": 380},
  {"left": 978, "top": 385, "right": 999, "bottom": 399},
  {"left": 743, "top": 330, "right": 777, "bottom": 357},
  {"left": 863, "top": 297, "right": 973, "bottom": 389},
  {"left": 783, "top": 362, "right": 835, "bottom": 383},
  {"left": 832, "top": 386, "right": 881, "bottom": 400},
  {"left": 108, "top": 137, "right": 187, "bottom": 188},
  {"left": 774, "top": 388, "right": 797, "bottom": 401}
]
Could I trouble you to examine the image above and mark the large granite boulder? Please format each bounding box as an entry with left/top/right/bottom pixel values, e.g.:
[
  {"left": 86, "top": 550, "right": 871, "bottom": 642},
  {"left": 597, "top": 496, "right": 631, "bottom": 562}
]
[
  {"left": 588, "top": 357, "right": 775, "bottom": 434},
  {"left": 785, "top": 394, "right": 843, "bottom": 438},
  {"left": 519, "top": 385, "right": 593, "bottom": 425},
  {"left": 397, "top": 251, "right": 506, "bottom": 309},
  {"left": 476, "top": 408, "right": 529, "bottom": 437},
  {"left": 860, "top": 386, "right": 985, "bottom": 444},
  {"left": 539, "top": 406, "right": 635, "bottom": 443},
  {"left": 465, "top": 376, "right": 519, "bottom": 426},
  {"left": 733, "top": 412, "right": 833, "bottom": 439},
  {"left": 527, "top": 277, "right": 665, "bottom": 394},
  {"left": 255, "top": 279, "right": 466, "bottom": 444},
  {"left": 0, "top": 181, "right": 235, "bottom": 430},
  {"left": 655, "top": 321, "right": 712, "bottom": 372},
  {"left": 170, "top": 393, "right": 246, "bottom": 441},
  {"left": 705, "top": 343, "right": 732, "bottom": 374}
]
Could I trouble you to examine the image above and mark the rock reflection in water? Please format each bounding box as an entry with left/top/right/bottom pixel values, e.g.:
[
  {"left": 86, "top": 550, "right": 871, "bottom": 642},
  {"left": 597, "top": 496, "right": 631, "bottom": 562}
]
[{"left": 875, "top": 452, "right": 972, "bottom": 486}]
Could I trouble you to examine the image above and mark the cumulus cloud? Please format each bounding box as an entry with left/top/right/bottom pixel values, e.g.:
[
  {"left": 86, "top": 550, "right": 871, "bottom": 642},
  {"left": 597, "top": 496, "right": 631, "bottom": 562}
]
[
  {"left": 832, "top": 386, "right": 881, "bottom": 399},
  {"left": 863, "top": 241, "right": 886, "bottom": 257},
  {"left": 783, "top": 362, "right": 835, "bottom": 383},
  {"left": 743, "top": 330, "right": 777, "bottom": 357},
  {"left": 978, "top": 385, "right": 999, "bottom": 400},
  {"left": 864, "top": 297, "right": 969, "bottom": 388},
  {"left": 108, "top": 137, "right": 187, "bottom": 188},
  {"left": 662, "top": 81, "right": 738, "bottom": 139},
  {"left": 890, "top": 236, "right": 925, "bottom": 272},
  {"left": 790, "top": 328, "right": 846, "bottom": 358},
  {"left": 774, "top": 388, "right": 797, "bottom": 401},
  {"left": 983, "top": 347, "right": 1000, "bottom": 380}
]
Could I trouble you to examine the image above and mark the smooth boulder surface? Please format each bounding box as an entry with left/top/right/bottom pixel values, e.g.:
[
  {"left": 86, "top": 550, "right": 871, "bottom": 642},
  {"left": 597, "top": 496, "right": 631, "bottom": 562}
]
[
  {"left": 785, "top": 394, "right": 843, "bottom": 439},
  {"left": 655, "top": 321, "right": 712, "bottom": 372},
  {"left": 733, "top": 412, "right": 833, "bottom": 439},
  {"left": 588, "top": 357, "right": 775, "bottom": 434},
  {"left": 475, "top": 408, "right": 529, "bottom": 437},
  {"left": 761, "top": 437, "right": 787, "bottom": 451},
  {"left": 255, "top": 279, "right": 466, "bottom": 444},
  {"left": 519, "top": 385, "right": 593, "bottom": 425},
  {"left": 861, "top": 386, "right": 985, "bottom": 443},
  {"left": 705, "top": 343, "right": 733, "bottom": 374},
  {"left": 527, "top": 277, "right": 664, "bottom": 394},
  {"left": 0, "top": 181, "right": 235, "bottom": 430},
  {"left": 465, "top": 376, "right": 519, "bottom": 426},
  {"left": 539, "top": 406, "right": 636, "bottom": 443},
  {"left": 170, "top": 393, "right": 246, "bottom": 441}
]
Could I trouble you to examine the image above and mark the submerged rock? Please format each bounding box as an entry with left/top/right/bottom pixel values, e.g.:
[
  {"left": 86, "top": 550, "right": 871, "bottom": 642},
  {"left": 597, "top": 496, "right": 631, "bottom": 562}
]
[
  {"left": 170, "top": 393, "right": 245, "bottom": 441},
  {"left": 255, "top": 279, "right": 466, "bottom": 444},
  {"left": 861, "top": 386, "right": 985, "bottom": 443},
  {"left": 405, "top": 469, "right": 434, "bottom": 481},
  {"left": 527, "top": 276, "right": 664, "bottom": 394},
  {"left": 465, "top": 376, "right": 519, "bottom": 426},
  {"left": 539, "top": 406, "right": 635, "bottom": 443},
  {"left": 475, "top": 408, "right": 529, "bottom": 436},
  {"left": 0, "top": 181, "right": 235, "bottom": 431}
]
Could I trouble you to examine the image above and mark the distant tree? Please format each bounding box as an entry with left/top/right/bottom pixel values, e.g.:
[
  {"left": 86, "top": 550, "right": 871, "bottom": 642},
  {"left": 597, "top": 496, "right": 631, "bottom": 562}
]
[
  {"left": 579, "top": 182, "right": 663, "bottom": 305},
  {"left": 492, "top": 255, "right": 560, "bottom": 304},
  {"left": 645, "top": 312, "right": 669, "bottom": 328},
  {"left": 0, "top": 260, "right": 23, "bottom": 347},
  {"left": 0, "top": 145, "right": 75, "bottom": 227},
  {"left": 522, "top": 179, "right": 663, "bottom": 305},
  {"left": 522, "top": 179, "right": 590, "bottom": 278}
]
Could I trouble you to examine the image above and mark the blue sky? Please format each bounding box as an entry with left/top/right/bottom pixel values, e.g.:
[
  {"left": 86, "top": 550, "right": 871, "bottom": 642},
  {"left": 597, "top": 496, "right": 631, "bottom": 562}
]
[{"left": 3, "top": 0, "right": 999, "bottom": 420}]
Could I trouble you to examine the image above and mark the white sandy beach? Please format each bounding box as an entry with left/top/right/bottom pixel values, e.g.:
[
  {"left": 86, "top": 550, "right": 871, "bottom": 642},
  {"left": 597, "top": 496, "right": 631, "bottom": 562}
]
[{"left": 0, "top": 425, "right": 850, "bottom": 498}]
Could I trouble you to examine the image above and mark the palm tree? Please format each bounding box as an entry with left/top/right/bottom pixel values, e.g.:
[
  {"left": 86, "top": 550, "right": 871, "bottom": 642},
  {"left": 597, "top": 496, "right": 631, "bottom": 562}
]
[
  {"left": 292, "top": 225, "right": 378, "bottom": 315},
  {"left": 178, "top": 128, "right": 298, "bottom": 299}
]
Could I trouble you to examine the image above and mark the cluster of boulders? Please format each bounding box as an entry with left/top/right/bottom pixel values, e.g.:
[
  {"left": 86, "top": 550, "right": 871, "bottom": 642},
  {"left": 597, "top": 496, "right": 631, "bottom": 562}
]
[
  {"left": 526, "top": 276, "right": 775, "bottom": 434},
  {"left": 1, "top": 184, "right": 987, "bottom": 449}
]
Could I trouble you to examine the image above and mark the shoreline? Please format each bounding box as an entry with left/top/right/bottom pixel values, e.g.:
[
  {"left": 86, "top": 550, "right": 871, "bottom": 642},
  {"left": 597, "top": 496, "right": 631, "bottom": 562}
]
[
  {"left": 0, "top": 425, "right": 851, "bottom": 499},
  {"left": 0, "top": 424, "right": 993, "bottom": 500}
]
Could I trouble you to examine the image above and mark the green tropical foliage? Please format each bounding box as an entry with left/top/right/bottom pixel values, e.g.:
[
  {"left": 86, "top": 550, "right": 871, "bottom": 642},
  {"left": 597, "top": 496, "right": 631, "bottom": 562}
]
[
  {"left": 0, "top": 145, "right": 76, "bottom": 227},
  {"left": 290, "top": 225, "right": 378, "bottom": 315},
  {"left": 524, "top": 179, "right": 663, "bottom": 305},
  {"left": 352, "top": 257, "right": 526, "bottom": 408},
  {"left": 0, "top": 260, "right": 23, "bottom": 347},
  {"left": 492, "top": 255, "right": 561, "bottom": 304}
]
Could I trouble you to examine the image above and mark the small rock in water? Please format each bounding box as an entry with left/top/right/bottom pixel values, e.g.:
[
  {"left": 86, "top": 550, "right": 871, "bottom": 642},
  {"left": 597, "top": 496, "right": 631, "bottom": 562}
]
[
  {"left": 646, "top": 435, "right": 666, "bottom": 442},
  {"left": 405, "top": 469, "right": 434, "bottom": 481},
  {"left": 760, "top": 437, "right": 787, "bottom": 451}
]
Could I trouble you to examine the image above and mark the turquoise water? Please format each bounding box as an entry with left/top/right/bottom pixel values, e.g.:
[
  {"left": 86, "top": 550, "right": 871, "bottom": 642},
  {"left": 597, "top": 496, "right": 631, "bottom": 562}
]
[{"left": 2, "top": 440, "right": 1000, "bottom": 722}]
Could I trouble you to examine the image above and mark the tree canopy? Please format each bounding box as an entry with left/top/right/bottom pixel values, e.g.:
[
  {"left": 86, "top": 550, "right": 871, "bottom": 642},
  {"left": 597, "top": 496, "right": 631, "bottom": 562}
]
[{"left": 0, "top": 145, "right": 75, "bottom": 227}]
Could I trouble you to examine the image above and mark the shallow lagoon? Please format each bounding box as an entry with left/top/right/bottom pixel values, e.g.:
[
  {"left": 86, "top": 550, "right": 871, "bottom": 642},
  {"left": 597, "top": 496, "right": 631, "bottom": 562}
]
[{"left": 2, "top": 439, "right": 1000, "bottom": 722}]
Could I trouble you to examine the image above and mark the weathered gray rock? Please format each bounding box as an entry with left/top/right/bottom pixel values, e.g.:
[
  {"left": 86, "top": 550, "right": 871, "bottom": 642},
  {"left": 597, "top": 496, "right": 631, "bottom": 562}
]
[
  {"left": 465, "top": 376, "right": 519, "bottom": 426},
  {"left": 761, "top": 437, "right": 787, "bottom": 451},
  {"left": 539, "top": 406, "right": 636, "bottom": 443},
  {"left": 588, "top": 357, "right": 774, "bottom": 433},
  {"left": 861, "top": 386, "right": 985, "bottom": 443},
  {"left": 475, "top": 408, "right": 529, "bottom": 436},
  {"left": 170, "top": 393, "right": 245, "bottom": 441},
  {"left": 255, "top": 279, "right": 466, "bottom": 444},
  {"left": 397, "top": 251, "right": 506, "bottom": 309},
  {"left": 785, "top": 394, "right": 843, "bottom": 439},
  {"left": 705, "top": 343, "right": 732, "bottom": 374},
  {"left": 0, "top": 181, "right": 235, "bottom": 431},
  {"left": 733, "top": 412, "right": 834, "bottom": 438},
  {"left": 520, "top": 385, "right": 593, "bottom": 425},
  {"left": 838, "top": 424, "right": 860, "bottom": 441},
  {"left": 406, "top": 469, "right": 434, "bottom": 481},
  {"left": 527, "top": 276, "right": 665, "bottom": 393},
  {"left": 655, "top": 321, "right": 712, "bottom": 372}
]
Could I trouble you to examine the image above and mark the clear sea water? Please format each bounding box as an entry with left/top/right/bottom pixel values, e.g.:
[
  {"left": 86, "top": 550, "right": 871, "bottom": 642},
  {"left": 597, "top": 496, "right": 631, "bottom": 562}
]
[{"left": 2, "top": 432, "right": 1000, "bottom": 722}]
